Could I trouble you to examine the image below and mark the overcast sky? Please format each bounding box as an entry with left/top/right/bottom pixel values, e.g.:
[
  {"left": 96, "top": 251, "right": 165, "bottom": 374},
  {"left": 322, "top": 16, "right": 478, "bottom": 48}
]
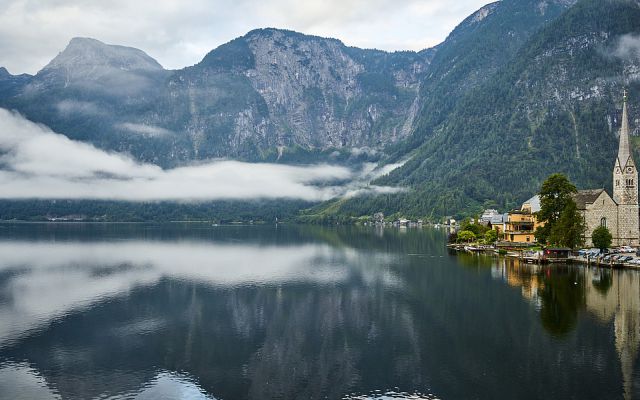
[{"left": 0, "top": 0, "right": 490, "bottom": 75}]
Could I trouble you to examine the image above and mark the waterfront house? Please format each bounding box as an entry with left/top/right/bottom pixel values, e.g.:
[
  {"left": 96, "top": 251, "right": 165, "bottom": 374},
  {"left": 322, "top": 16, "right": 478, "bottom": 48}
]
[
  {"left": 481, "top": 209, "right": 501, "bottom": 223},
  {"left": 500, "top": 197, "right": 545, "bottom": 244}
]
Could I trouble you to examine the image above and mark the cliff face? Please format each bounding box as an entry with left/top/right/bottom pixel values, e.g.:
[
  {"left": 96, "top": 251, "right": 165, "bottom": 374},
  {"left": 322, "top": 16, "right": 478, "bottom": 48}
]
[{"left": 0, "top": 30, "right": 433, "bottom": 165}]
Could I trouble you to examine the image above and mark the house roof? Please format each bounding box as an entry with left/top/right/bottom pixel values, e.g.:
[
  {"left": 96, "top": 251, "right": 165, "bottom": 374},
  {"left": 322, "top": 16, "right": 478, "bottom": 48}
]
[
  {"left": 573, "top": 189, "right": 605, "bottom": 209},
  {"left": 522, "top": 195, "right": 541, "bottom": 213}
]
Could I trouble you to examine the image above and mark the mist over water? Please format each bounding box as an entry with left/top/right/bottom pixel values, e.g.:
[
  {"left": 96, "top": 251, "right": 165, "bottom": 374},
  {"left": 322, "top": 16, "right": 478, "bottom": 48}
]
[{"left": 0, "top": 223, "right": 637, "bottom": 399}]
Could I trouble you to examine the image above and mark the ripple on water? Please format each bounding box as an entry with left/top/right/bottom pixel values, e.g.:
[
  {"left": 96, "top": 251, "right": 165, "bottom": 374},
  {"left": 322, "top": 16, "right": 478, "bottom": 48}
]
[{"left": 343, "top": 390, "right": 440, "bottom": 400}]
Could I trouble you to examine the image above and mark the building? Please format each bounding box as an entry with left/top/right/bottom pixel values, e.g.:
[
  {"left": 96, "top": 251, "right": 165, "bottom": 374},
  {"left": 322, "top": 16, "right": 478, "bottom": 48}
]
[
  {"left": 489, "top": 213, "right": 508, "bottom": 234},
  {"left": 520, "top": 195, "right": 541, "bottom": 214},
  {"left": 498, "top": 197, "right": 544, "bottom": 244},
  {"left": 578, "top": 91, "right": 640, "bottom": 247},
  {"left": 480, "top": 209, "right": 501, "bottom": 223}
]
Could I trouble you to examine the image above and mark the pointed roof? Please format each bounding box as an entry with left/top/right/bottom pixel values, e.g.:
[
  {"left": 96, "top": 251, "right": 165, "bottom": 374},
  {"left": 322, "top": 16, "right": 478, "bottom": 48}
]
[{"left": 617, "top": 89, "right": 633, "bottom": 168}]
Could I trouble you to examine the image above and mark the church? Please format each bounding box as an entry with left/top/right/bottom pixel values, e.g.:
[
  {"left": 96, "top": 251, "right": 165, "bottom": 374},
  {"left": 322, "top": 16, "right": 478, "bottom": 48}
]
[{"left": 578, "top": 91, "right": 640, "bottom": 247}]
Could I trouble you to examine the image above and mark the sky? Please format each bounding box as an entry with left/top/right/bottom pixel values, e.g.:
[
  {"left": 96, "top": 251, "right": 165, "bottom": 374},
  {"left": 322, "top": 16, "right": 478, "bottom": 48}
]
[{"left": 0, "top": 0, "right": 490, "bottom": 75}]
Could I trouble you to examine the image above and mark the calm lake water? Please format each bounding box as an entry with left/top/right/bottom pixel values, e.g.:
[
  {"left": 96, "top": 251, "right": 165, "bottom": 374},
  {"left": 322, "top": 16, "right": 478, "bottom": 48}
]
[{"left": 0, "top": 223, "right": 638, "bottom": 400}]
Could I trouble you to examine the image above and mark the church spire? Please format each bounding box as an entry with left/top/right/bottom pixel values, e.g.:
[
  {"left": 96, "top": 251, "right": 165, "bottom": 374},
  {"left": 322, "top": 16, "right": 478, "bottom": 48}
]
[{"left": 618, "top": 89, "right": 632, "bottom": 168}]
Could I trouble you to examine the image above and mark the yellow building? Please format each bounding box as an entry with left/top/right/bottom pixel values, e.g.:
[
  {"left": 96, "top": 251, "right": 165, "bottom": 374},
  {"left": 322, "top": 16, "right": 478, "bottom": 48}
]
[{"left": 500, "top": 195, "right": 545, "bottom": 244}]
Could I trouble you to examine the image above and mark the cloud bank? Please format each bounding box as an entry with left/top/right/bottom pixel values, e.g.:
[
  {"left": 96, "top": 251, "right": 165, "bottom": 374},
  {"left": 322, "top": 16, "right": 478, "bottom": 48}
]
[{"left": 0, "top": 109, "right": 400, "bottom": 201}]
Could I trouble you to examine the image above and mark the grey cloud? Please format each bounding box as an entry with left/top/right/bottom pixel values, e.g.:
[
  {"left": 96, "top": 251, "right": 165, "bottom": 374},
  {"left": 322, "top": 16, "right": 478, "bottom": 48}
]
[
  {"left": 613, "top": 34, "right": 640, "bottom": 61},
  {"left": 0, "top": 108, "right": 400, "bottom": 201},
  {"left": 56, "top": 99, "right": 104, "bottom": 116}
]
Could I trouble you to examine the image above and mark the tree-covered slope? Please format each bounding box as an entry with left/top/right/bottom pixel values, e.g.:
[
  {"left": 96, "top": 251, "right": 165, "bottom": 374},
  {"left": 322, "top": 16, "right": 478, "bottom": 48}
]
[
  {"left": 331, "top": 0, "right": 640, "bottom": 220},
  {"left": 389, "top": 0, "right": 577, "bottom": 157}
]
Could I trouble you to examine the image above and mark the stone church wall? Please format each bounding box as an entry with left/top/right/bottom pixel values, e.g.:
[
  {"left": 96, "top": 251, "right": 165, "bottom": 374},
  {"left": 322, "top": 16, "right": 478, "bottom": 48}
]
[
  {"left": 582, "top": 193, "right": 619, "bottom": 247},
  {"left": 617, "top": 204, "right": 640, "bottom": 246}
]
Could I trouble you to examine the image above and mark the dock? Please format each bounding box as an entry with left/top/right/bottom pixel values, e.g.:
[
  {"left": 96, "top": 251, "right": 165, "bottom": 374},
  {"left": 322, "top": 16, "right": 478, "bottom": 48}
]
[{"left": 447, "top": 243, "right": 640, "bottom": 269}]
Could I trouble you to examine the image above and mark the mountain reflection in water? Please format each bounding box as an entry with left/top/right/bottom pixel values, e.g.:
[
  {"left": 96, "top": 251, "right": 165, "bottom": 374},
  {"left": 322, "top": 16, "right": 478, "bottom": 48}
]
[{"left": 0, "top": 223, "right": 638, "bottom": 399}]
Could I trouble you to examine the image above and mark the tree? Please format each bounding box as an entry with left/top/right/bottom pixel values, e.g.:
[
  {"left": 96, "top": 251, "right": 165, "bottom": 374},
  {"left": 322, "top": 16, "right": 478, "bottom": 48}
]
[
  {"left": 548, "top": 200, "right": 585, "bottom": 248},
  {"left": 592, "top": 225, "right": 613, "bottom": 252},
  {"left": 535, "top": 173, "right": 578, "bottom": 245},
  {"left": 457, "top": 230, "right": 476, "bottom": 243},
  {"left": 448, "top": 231, "right": 458, "bottom": 244},
  {"left": 484, "top": 229, "right": 498, "bottom": 244}
]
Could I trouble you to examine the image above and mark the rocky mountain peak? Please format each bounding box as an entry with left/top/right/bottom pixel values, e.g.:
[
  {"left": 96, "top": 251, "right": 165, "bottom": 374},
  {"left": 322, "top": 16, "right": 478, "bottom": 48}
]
[{"left": 42, "top": 37, "right": 164, "bottom": 74}]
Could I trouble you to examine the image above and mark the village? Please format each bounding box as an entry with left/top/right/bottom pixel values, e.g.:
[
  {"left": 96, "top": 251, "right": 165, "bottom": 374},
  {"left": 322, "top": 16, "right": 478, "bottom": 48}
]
[{"left": 447, "top": 91, "right": 640, "bottom": 268}]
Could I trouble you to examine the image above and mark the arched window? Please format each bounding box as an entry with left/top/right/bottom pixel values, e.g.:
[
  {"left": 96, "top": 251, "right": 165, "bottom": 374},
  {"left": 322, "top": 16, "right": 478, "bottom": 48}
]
[{"left": 601, "top": 217, "right": 607, "bottom": 228}]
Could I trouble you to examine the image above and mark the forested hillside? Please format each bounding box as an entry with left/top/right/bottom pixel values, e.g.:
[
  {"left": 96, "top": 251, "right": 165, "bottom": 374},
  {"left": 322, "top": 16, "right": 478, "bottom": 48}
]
[{"left": 323, "top": 0, "right": 640, "bottom": 220}]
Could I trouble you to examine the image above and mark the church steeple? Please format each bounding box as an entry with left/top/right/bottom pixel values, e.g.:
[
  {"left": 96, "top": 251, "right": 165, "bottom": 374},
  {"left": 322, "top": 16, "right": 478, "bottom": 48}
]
[
  {"left": 614, "top": 89, "right": 638, "bottom": 206},
  {"left": 617, "top": 89, "right": 632, "bottom": 169}
]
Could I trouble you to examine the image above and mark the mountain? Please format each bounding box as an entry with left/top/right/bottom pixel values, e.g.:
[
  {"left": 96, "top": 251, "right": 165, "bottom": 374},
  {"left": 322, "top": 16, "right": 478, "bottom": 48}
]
[
  {"left": 0, "top": 67, "right": 31, "bottom": 98},
  {"left": 328, "top": 0, "right": 640, "bottom": 220},
  {"left": 2, "top": 0, "right": 640, "bottom": 221},
  {"left": 155, "top": 29, "right": 433, "bottom": 163},
  {"left": 0, "top": 32, "right": 433, "bottom": 166}
]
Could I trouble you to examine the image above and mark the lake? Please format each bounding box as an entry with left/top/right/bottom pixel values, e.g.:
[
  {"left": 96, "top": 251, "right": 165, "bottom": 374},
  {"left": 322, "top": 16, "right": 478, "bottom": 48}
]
[{"left": 0, "top": 223, "right": 638, "bottom": 400}]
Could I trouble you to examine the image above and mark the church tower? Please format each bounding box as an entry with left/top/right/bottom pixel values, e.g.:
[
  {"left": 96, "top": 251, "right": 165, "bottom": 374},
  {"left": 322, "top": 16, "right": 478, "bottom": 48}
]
[{"left": 613, "top": 89, "right": 640, "bottom": 245}]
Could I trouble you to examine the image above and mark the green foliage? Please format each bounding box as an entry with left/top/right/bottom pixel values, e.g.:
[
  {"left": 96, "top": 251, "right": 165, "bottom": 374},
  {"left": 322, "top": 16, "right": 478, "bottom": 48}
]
[
  {"left": 457, "top": 230, "right": 476, "bottom": 243},
  {"left": 592, "top": 225, "right": 613, "bottom": 251},
  {"left": 460, "top": 218, "right": 490, "bottom": 236},
  {"left": 535, "top": 173, "right": 584, "bottom": 248},
  {"left": 484, "top": 229, "right": 498, "bottom": 244},
  {"left": 548, "top": 200, "right": 585, "bottom": 249},
  {"left": 535, "top": 173, "right": 578, "bottom": 244}
]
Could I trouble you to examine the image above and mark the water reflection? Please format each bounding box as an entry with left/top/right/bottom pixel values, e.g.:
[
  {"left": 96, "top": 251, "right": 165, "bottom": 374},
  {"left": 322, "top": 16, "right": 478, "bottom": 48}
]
[
  {"left": 491, "top": 257, "right": 640, "bottom": 398},
  {"left": 0, "top": 224, "right": 637, "bottom": 399}
]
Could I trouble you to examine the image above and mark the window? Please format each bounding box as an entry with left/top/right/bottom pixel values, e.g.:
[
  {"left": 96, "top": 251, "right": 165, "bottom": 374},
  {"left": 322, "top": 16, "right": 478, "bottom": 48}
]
[
  {"left": 601, "top": 217, "right": 607, "bottom": 228},
  {"left": 616, "top": 180, "right": 620, "bottom": 187}
]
